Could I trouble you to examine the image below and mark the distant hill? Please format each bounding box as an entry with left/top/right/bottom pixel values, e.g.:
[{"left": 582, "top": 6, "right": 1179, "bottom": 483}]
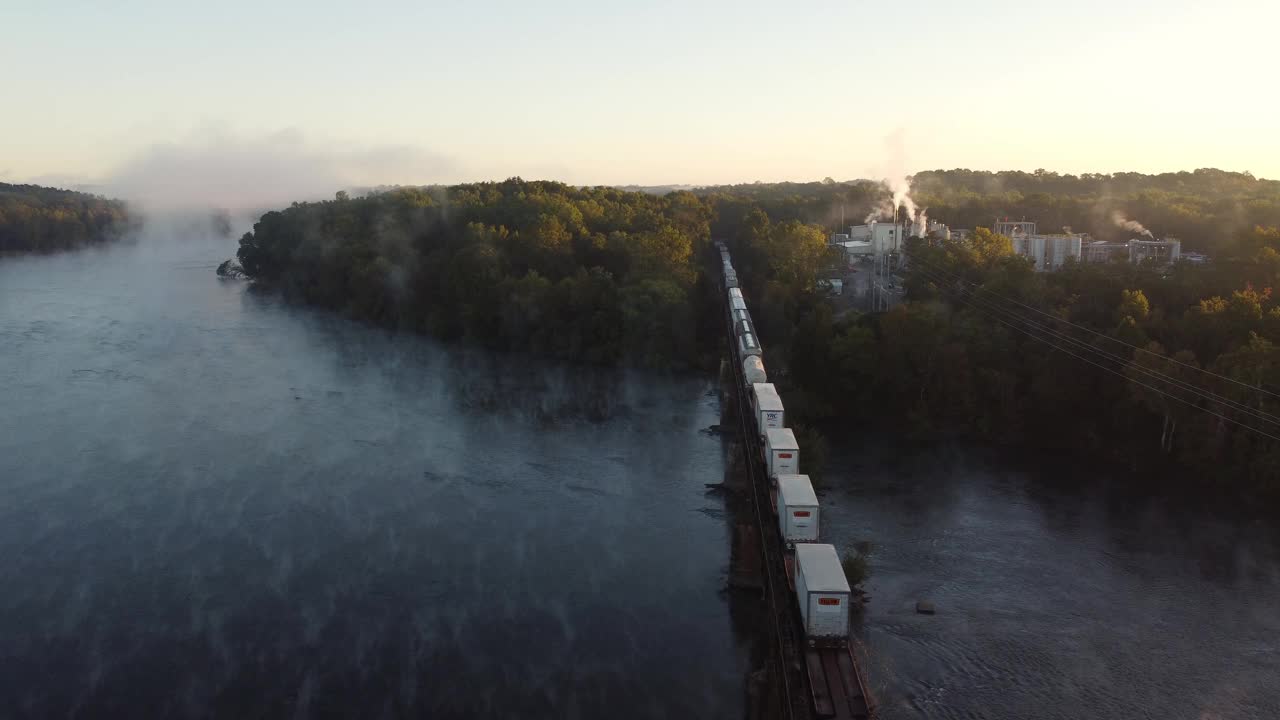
[{"left": 0, "top": 182, "right": 132, "bottom": 254}]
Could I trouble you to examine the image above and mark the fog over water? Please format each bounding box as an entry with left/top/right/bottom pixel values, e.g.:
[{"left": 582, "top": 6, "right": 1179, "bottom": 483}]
[
  {"left": 0, "top": 227, "right": 747, "bottom": 718},
  {"left": 2, "top": 224, "right": 1278, "bottom": 719}
]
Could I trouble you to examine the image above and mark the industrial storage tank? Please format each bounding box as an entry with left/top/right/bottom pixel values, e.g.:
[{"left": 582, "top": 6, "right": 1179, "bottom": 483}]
[
  {"left": 794, "top": 543, "right": 851, "bottom": 646},
  {"left": 764, "top": 427, "right": 799, "bottom": 479},
  {"left": 751, "top": 383, "right": 785, "bottom": 436},
  {"left": 776, "top": 474, "right": 819, "bottom": 544},
  {"left": 743, "top": 355, "right": 767, "bottom": 385}
]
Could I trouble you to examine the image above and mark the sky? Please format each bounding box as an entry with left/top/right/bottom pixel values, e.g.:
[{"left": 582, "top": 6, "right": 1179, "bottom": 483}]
[{"left": 2, "top": 0, "right": 1276, "bottom": 206}]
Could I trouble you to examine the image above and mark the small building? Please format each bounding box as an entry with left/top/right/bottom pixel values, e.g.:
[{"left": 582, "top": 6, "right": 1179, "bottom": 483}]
[
  {"left": 836, "top": 240, "right": 875, "bottom": 267},
  {"left": 817, "top": 278, "right": 843, "bottom": 296}
]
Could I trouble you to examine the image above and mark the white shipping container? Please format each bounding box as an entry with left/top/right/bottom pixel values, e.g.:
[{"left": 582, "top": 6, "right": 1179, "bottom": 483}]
[
  {"left": 776, "top": 474, "right": 819, "bottom": 543},
  {"left": 751, "top": 383, "right": 785, "bottom": 436},
  {"left": 729, "top": 296, "right": 747, "bottom": 313},
  {"left": 743, "top": 355, "right": 767, "bottom": 385},
  {"left": 765, "top": 427, "right": 799, "bottom": 478},
  {"left": 794, "top": 543, "right": 851, "bottom": 643}
]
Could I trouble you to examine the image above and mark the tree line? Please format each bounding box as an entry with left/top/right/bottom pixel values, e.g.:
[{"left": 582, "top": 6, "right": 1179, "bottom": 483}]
[
  {"left": 693, "top": 169, "right": 1280, "bottom": 254},
  {"left": 0, "top": 182, "right": 132, "bottom": 254},
  {"left": 727, "top": 220, "right": 1280, "bottom": 502},
  {"left": 236, "top": 180, "right": 723, "bottom": 369},
  {"left": 233, "top": 174, "right": 1280, "bottom": 501}
]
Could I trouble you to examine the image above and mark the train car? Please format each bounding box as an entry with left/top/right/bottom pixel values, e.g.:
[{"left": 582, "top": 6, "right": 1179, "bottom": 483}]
[
  {"left": 738, "top": 331, "right": 761, "bottom": 360},
  {"left": 764, "top": 427, "right": 800, "bottom": 479},
  {"left": 724, "top": 269, "right": 738, "bottom": 289},
  {"left": 743, "top": 354, "right": 767, "bottom": 385},
  {"left": 728, "top": 294, "right": 747, "bottom": 315},
  {"left": 750, "top": 383, "right": 785, "bottom": 437},
  {"left": 794, "top": 544, "right": 851, "bottom": 647},
  {"left": 776, "top": 474, "right": 819, "bottom": 545},
  {"left": 729, "top": 287, "right": 743, "bottom": 301}
]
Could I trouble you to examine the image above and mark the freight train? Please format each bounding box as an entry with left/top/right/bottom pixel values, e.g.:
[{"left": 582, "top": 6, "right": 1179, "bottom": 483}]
[{"left": 714, "top": 241, "right": 853, "bottom": 648}]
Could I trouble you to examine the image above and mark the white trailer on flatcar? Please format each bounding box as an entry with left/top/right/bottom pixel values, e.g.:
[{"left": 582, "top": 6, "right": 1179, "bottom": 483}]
[
  {"left": 794, "top": 543, "right": 851, "bottom": 646},
  {"left": 750, "top": 383, "right": 785, "bottom": 437},
  {"left": 764, "top": 427, "right": 799, "bottom": 479},
  {"left": 776, "top": 474, "right": 819, "bottom": 544}
]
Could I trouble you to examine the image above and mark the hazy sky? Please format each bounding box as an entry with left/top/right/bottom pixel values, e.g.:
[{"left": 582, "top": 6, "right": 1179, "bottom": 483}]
[{"left": 3, "top": 0, "right": 1276, "bottom": 204}]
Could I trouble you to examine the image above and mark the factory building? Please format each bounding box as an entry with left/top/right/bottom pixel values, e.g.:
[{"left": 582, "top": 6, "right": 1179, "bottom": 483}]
[
  {"left": 1013, "top": 233, "right": 1084, "bottom": 271},
  {"left": 848, "top": 222, "right": 902, "bottom": 255},
  {"left": 1129, "top": 238, "right": 1181, "bottom": 265},
  {"left": 994, "top": 219, "right": 1038, "bottom": 239},
  {"left": 995, "top": 219, "right": 1085, "bottom": 271},
  {"left": 1084, "top": 241, "right": 1129, "bottom": 263},
  {"left": 1085, "top": 238, "right": 1184, "bottom": 266}
]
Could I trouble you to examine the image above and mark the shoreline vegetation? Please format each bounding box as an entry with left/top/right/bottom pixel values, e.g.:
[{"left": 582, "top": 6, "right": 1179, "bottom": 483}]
[
  {"left": 0, "top": 182, "right": 132, "bottom": 254},
  {"left": 231, "top": 171, "right": 1280, "bottom": 503}
]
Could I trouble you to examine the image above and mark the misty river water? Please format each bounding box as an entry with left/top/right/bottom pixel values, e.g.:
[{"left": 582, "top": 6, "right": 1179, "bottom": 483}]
[{"left": 2, "top": 224, "right": 1278, "bottom": 719}]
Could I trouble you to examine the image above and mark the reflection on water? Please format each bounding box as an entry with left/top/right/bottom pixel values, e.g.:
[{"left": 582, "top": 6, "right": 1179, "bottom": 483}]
[
  {"left": 819, "top": 442, "right": 1280, "bottom": 720},
  {"left": 0, "top": 232, "right": 748, "bottom": 718}
]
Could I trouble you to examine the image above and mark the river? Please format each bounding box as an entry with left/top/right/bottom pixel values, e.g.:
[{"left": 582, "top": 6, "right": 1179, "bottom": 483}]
[
  {"left": 2, "top": 226, "right": 1277, "bottom": 719},
  {"left": 820, "top": 443, "right": 1280, "bottom": 720},
  {"left": 0, "top": 225, "right": 748, "bottom": 718}
]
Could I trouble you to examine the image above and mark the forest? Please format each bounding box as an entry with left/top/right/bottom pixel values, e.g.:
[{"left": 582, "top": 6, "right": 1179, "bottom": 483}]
[
  {"left": 696, "top": 168, "right": 1280, "bottom": 253},
  {"left": 0, "top": 182, "right": 132, "bottom": 253},
  {"left": 236, "top": 181, "right": 724, "bottom": 368},
  {"left": 232, "top": 171, "right": 1280, "bottom": 501}
]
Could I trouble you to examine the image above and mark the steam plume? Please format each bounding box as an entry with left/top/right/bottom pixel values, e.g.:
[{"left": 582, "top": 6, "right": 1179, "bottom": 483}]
[{"left": 1111, "top": 211, "right": 1154, "bottom": 238}]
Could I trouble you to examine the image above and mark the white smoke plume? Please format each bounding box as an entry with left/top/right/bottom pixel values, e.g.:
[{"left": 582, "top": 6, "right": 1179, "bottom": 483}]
[
  {"left": 865, "top": 128, "right": 923, "bottom": 228},
  {"left": 1111, "top": 210, "right": 1154, "bottom": 238}
]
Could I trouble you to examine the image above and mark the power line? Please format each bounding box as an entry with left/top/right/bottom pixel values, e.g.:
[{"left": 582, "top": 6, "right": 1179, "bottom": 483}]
[
  {"left": 906, "top": 255, "right": 1280, "bottom": 429},
  {"left": 913, "top": 251, "right": 1280, "bottom": 402},
  {"left": 903, "top": 260, "right": 1280, "bottom": 444}
]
